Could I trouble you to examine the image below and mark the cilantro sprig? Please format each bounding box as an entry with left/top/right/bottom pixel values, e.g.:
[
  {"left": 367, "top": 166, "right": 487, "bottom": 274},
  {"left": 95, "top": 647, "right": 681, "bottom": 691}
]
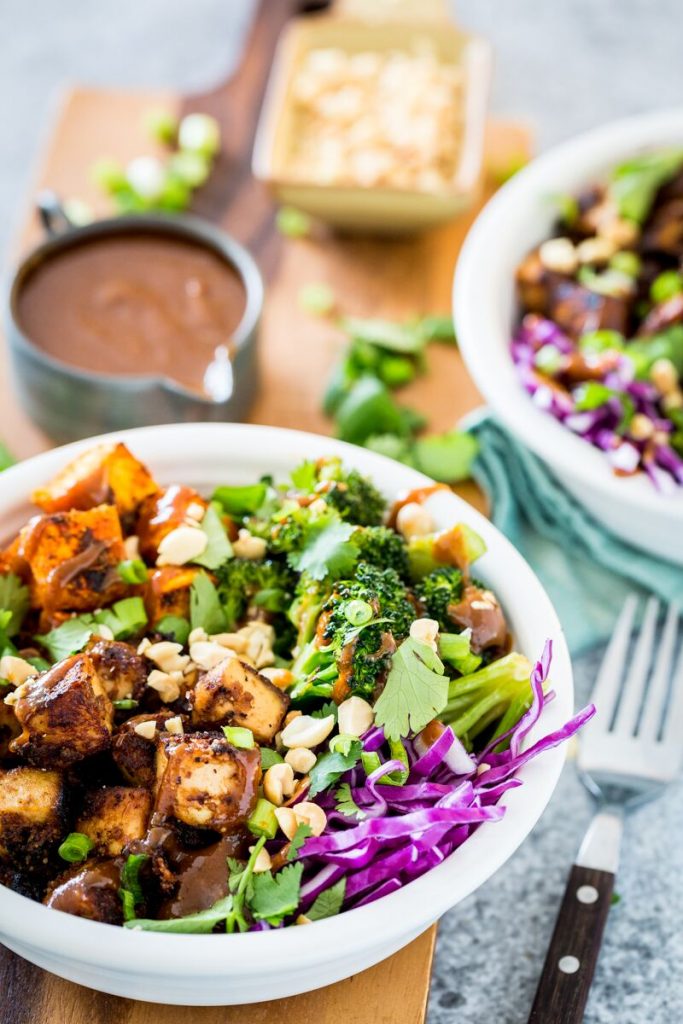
[{"left": 373, "top": 636, "right": 449, "bottom": 741}]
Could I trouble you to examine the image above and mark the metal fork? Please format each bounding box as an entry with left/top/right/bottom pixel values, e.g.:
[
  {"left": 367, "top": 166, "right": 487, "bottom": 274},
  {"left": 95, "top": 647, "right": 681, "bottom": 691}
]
[{"left": 528, "top": 595, "right": 683, "bottom": 1024}]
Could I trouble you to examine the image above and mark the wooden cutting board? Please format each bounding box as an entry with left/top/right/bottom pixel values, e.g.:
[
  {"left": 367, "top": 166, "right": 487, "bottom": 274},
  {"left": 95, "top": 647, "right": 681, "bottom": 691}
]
[{"left": 0, "top": 0, "right": 531, "bottom": 1018}]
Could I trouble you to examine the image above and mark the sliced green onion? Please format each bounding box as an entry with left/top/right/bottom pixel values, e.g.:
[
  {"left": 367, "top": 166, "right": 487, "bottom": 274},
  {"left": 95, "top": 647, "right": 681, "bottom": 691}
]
[
  {"left": 113, "top": 698, "right": 139, "bottom": 711},
  {"left": 117, "top": 559, "right": 149, "bottom": 585},
  {"left": 650, "top": 270, "right": 683, "bottom": 305},
  {"left": 579, "top": 330, "right": 625, "bottom": 354},
  {"left": 144, "top": 107, "right": 178, "bottom": 145},
  {"left": 298, "top": 282, "right": 336, "bottom": 316},
  {"left": 178, "top": 113, "right": 221, "bottom": 157},
  {"left": 247, "top": 797, "right": 278, "bottom": 840},
  {"left": 534, "top": 345, "right": 564, "bottom": 375},
  {"left": 58, "top": 832, "right": 94, "bottom": 864},
  {"left": 329, "top": 734, "right": 357, "bottom": 756},
  {"left": 154, "top": 615, "right": 190, "bottom": 646},
  {"left": 276, "top": 206, "right": 312, "bottom": 239},
  {"left": 378, "top": 354, "right": 416, "bottom": 388},
  {"left": 609, "top": 251, "right": 641, "bottom": 278},
  {"left": 222, "top": 725, "right": 255, "bottom": 749},
  {"left": 343, "top": 599, "right": 373, "bottom": 627}
]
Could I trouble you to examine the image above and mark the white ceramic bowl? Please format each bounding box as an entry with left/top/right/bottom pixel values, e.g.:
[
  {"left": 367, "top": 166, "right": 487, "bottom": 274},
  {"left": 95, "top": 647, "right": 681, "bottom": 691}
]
[
  {"left": 455, "top": 108, "right": 683, "bottom": 566},
  {"left": 0, "top": 423, "right": 573, "bottom": 1004}
]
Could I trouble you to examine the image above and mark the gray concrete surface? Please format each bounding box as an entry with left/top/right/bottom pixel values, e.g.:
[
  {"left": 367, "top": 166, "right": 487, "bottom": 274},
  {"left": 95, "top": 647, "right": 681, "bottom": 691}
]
[{"left": 1, "top": 1, "right": 682, "bottom": 1020}]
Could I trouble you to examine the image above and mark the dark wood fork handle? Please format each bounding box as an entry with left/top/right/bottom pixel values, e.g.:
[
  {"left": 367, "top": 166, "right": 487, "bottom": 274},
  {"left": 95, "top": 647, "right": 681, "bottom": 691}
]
[{"left": 527, "top": 864, "right": 614, "bottom": 1023}]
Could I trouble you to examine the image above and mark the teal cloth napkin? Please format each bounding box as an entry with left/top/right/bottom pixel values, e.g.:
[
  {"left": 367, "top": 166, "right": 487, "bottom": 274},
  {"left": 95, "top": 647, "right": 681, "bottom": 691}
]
[{"left": 464, "top": 410, "right": 683, "bottom": 655}]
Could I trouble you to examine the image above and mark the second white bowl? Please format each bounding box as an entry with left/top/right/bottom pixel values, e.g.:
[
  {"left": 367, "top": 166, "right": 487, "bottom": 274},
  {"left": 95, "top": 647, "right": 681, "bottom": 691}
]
[{"left": 455, "top": 108, "right": 683, "bottom": 565}]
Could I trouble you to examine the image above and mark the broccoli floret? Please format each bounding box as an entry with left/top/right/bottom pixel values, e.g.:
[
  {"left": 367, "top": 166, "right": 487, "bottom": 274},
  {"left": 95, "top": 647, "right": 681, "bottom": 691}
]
[
  {"left": 322, "top": 468, "right": 385, "bottom": 527},
  {"left": 289, "top": 457, "right": 386, "bottom": 527},
  {"left": 215, "top": 558, "right": 295, "bottom": 628},
  {"left": 321, "top": 562, "right": 415, "bottom": 699},
  {"left": 351, "top": 526, "right": 409, "bottom": 579},
  {"left": 288, "top": 572, "right": 331, "bottom": 650},
  {"left": 415, "top": 567, "right": 463, "bottom": 631}
]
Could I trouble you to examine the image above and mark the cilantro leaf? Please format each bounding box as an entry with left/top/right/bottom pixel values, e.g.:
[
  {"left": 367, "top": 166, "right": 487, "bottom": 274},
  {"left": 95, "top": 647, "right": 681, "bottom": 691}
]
[
  {"left": 0, "top": 573, "right": 30, "bottom": 636},
  {"left": 36, "top": 616, "right": 96, "bottom": 662},
  {"left": 290, "top": 461, "right": 317, "bottom": 492},
  {"left": 287, "top": 822, "right": 312, "bottom": 861},
  {"left": 190, "top": 571, "right": 228, "bottom": 634},
  {"left": 336, "top": 376, "right": 408, "bottom": 446},
  {"left": 309, "top": 739, "right": 362, "bottom": 797},
  {"left": 335, "top": 783, "right": 366, "bottom": 821},
  {"left": 250, "top": 862, "right": 304, "bottom": 926},
  {"left": 95, "top": 597, "right": 147, "bottom": 639},
  {"left": 307, "top": 878, "right": 346, "bottom": 921},
  {"left": 311, "top": 700, "right": 338, "bottom": 722},
  {"left": 192, "top": 503, "right": 233, "bottom": 570},
  {"left": 373, "top": 637, "right": 449, "bottom": 741},
  {"left": 287, "top": 517, "right": 358, "bottom": 581},
  {"left": 124, "top": 895, "right": 234, "bottom": 933}
]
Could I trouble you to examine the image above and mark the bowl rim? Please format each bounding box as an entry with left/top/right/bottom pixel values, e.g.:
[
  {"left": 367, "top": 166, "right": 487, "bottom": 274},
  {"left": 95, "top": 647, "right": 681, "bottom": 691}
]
[
  {"left": 454, "top": 106, "right": 683, "bottom": 514},
  {"left": 6, "top": 212, "right": 264, "bottom": 406},
  {"left": 0, "top": 422, "right": 573, "bottom": 977}
]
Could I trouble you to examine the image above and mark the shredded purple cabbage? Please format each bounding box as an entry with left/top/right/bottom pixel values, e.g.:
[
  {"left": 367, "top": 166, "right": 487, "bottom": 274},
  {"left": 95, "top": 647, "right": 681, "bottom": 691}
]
[
  {"left": 511, "top": 313, "right": 683, "bottom": 490},
  {"left": 263, "top": 641, "right": 594, "bottom": 925}
]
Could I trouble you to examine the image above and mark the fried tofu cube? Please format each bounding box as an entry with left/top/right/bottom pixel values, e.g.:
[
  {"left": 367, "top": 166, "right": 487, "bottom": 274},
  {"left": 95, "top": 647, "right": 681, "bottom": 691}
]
[
  {"left": 11, "top": 653, "right": 114, "bottom": 768},
  {"left": 136, "top": 486, "right": 208, "bottom": 562},
  {"left": 0, "top": 699, "right": 20, "bottom": 759},
  {"left": 31, "top": 443, "right": 158, "bottom": 520},
  {"left": 112, "top": 711, "right": 176, "bottom": 787},
  {"left": 86, "top": 638, "right": 147, "bottom": 703},
  {"left": 76, "top": 786, "right": 152, "bottom": 857},
  {"left": 20, "top": 505, "right": 127, "bottom": 612},
  {"left": 145, "top": 566, "right": 200, "bottom": 623},
  {"left": 154, "top": 732, "right": 260, "bottom": 832},
  {"left": 191, "top": 659, "right": 289, "bottom": 744},
  {"left": 0, "top": 767, "right": 65, "bottom": 865},
  {"left": 45, "top": 859, "right": 123, "bottom": 924}
]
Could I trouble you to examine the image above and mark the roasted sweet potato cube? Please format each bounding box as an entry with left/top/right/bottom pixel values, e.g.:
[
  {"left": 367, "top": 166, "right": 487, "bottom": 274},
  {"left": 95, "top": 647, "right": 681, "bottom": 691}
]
[
  {"left": 76, "top": 786, "right": 152, "bottom": 857},
  {"left": 136, "top": 486, "right": 207, "bottom": 562},
  {"left": 45, "top": 859, "right": 123, "bottom": 924},
  {"left": 32, "top": 443, "right": 158, "bottom": 520},
  {"left": 20, "top": 505, "right": 127, "bottom": 612},
  {"left": 0, "top": 767, "right": 65, "bottom": 865},
  {"left": 86, "top": 638, "right": 147, "bottom": 703},
  {"left": 112, "top": 711, "right": 176, "bottom": 788},
  {"left": 11, "top": 653, "right": 114, "bottom": 768},
  {"left": 145, "top": 566, "right": 199, "bottom": 623},
  {"left": 154, "top": 732, "right": 260, "bottom": 832},
  {"left": 191, "top": 658, "right": 289, "bottom": 744}
]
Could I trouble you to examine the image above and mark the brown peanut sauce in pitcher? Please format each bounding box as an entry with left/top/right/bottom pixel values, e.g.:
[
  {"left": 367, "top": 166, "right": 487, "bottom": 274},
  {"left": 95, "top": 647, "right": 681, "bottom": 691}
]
[{"left": 16, "top": 232, "right": 247, "bottom": 397}]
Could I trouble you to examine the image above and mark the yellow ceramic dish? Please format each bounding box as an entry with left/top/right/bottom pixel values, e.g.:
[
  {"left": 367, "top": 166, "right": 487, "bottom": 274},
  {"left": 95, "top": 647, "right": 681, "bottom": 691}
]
[{"left": 252, "top": 15, "right": 491, "bottom": 234}]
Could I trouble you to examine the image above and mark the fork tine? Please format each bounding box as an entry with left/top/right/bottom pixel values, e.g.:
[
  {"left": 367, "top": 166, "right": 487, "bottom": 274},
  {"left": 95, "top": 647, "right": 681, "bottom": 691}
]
[
  {"left": 662, "top": 641, "right": 683, "bottom": 761},
  {"left": 614, "top": 596, "right": 660, "bottom": 735},
  {"left": 587, "top": 594, "right": 638, "bottom": 733},
  {"left": 640, "top": 603, "right": 679, "bottom": 740}
]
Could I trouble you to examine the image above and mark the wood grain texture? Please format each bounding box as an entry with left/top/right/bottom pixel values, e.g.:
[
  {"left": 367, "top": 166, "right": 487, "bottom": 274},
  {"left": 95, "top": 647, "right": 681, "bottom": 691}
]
[
  {"left": 527, "top": 864, "right": 615, "bottom": 1024},
  {"left": 0, "top": 929, "right": 436, "bottom": 1024},
  {"left": 0, "top": 1, "right": 531, "bottom": 1017}
]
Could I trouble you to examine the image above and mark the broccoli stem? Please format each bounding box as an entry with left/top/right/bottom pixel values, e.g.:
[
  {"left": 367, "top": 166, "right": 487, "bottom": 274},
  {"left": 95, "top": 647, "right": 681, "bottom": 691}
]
[{"left": 439, "top": 652, "right": 533, "bottom": 745}]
